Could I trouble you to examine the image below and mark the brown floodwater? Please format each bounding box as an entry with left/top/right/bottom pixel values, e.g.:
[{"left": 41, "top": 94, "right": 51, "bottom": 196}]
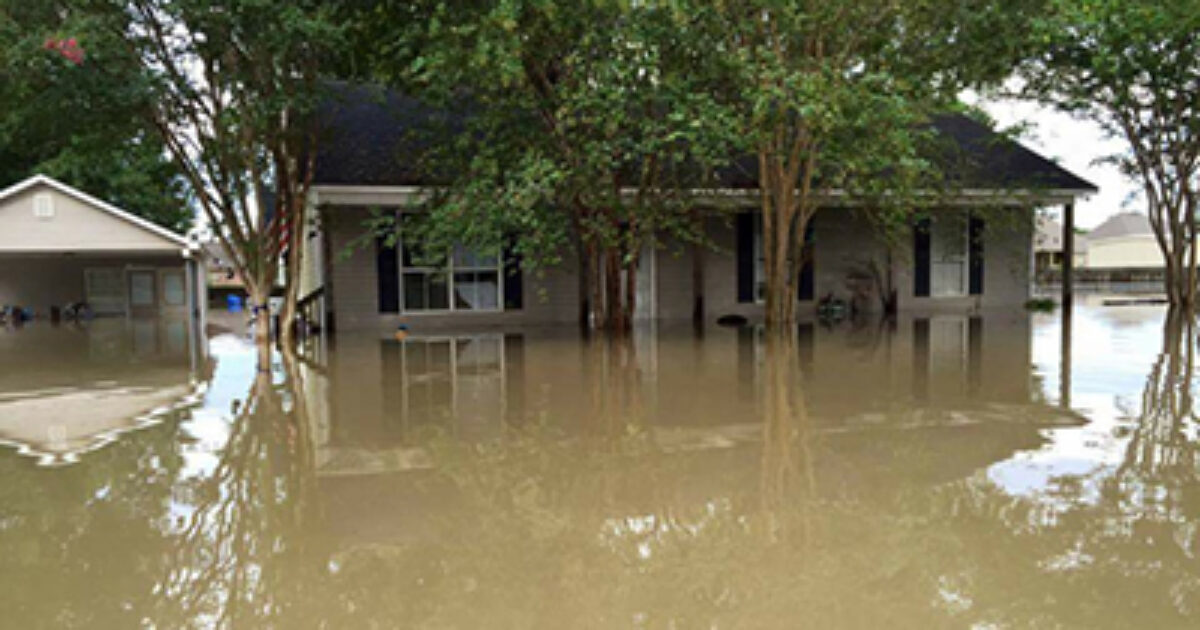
[{"left": 1, "top": 303, "right": 1197, "bottom": 628}]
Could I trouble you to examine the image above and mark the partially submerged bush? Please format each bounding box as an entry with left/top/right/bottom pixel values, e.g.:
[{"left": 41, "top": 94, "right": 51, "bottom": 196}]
[{"left": 1024, "top": 298, "right": 1057, "bottom": 312}]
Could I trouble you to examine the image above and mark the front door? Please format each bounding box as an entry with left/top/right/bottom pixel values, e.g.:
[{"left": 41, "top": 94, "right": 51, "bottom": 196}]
[{"left": 128, "top": 270, "right": 157, "bottom": 317}]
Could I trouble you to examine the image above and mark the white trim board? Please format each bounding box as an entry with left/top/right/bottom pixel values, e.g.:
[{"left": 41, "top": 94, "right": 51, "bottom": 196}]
[{"left": 0, "top": 174, "right": 190, "bottom": 249}]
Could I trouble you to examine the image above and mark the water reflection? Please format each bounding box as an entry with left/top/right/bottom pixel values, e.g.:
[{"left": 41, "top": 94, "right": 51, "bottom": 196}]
[
  {"left": 0, "top": 318, "right": 201, "bottom": 465},
  {"left": 6, "top": 309, "right": 1200, "bottom": 627}
]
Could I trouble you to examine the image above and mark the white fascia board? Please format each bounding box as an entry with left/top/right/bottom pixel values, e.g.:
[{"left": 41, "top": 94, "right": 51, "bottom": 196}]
[
  {"left": 312, "top": 185, "right": 430, "bottom": 207},
  {"left": 312, "top": 182, "right": 1093, "bottom": 212}
]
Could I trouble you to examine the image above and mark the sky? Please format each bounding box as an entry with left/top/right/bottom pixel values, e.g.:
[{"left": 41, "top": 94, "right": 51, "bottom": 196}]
[{"left": 972, "top": 96, "right": 1142, "bottom": 230}]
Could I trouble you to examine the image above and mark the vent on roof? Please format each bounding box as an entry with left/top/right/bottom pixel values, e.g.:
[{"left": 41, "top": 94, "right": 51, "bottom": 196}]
[{"left": 33, "top": 192, "right": 54, "bottom": 219}]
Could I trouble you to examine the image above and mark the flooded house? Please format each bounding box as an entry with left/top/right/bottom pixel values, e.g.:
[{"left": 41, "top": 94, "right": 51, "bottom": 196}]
[
  {"left": 0, "top": 175, "right": 206, "bottom": 324},
  {"left": 300, "top": 85, "right": 1096, "bottom": 331}
]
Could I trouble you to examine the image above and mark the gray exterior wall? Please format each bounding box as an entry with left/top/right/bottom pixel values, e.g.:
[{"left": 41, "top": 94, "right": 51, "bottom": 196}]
[
  {"left": 324, "top": 207, "right": 582, "bottom": 331},
  {"left": 321, "top": 204, "right": 1034, "bottom": 331}
]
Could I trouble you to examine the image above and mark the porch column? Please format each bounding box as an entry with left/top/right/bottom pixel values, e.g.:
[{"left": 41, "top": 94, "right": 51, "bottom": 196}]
[
  {"left": 1061, "top": 202, "right": 1074, "bottom": 306},
  {"left": 1060, "top": 201, "right": 1074, "bottom": 409}
]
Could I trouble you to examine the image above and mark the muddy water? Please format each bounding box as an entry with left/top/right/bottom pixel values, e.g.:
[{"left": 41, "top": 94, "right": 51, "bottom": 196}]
[{"left": 0, "top": 306, "right": 1197, "bottom": 628}]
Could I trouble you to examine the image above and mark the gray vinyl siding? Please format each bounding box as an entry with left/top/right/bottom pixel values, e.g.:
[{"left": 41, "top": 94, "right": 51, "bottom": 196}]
[
  {"left": 323, "top": 205, "right": 1034, "bottom": 331},
  {"left": 324, "top": 206, "right": 581, "bottom": 331}
]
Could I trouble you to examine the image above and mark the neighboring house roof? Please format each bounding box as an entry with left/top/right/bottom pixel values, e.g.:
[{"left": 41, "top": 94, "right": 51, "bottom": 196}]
[
  {"left": 313, "top": 83, "right": 1098, "bottom": 196},
  {"left": 1086, "top": 211, "right": 1154, "bottom": 241},
  {"left": 0, "top": 174, "right": 190, "bottom": 250}
]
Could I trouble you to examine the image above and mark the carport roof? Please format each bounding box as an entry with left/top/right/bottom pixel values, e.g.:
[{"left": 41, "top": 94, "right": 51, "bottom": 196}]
[{"left": 0, "top": 174, "right": 190, "bottom": 249}]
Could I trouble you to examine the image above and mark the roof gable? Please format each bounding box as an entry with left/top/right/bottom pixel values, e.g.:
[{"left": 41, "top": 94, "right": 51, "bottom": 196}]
[
  {"left": 0, "top": 175, "right": 189, "bottom": 253},
  {"left": 1087, "top": 212, "right": 1153, "bottom": 241}
]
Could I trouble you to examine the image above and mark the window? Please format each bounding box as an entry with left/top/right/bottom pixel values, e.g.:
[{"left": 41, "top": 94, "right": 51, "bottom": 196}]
[
  {"left": 129, "top": 271, "right": 156, "bottom": 307},
  {"left": 85, "top": 268, "right": 124, "bottom": 314},
  {"left": 750, "top": 215, "right": 814, "bottom": 302},
  {"left": 399, "top": 234, "right": 501, "bottom": 312},
  {"left": 930, "top": 212, "right": 968, "bottom": 297},
  {"left": 162, "top": 270, "right": 186, "bottom": 307},
  {"left": 752, "top": 217, "right": 766, "bottom": 302},
  {"left": 32, "top": 193, "right": 54, "bottom": 219}
]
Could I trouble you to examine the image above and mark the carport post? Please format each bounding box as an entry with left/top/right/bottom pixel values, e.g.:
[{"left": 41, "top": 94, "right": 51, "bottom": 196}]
[
  {"left": 1060, "top": 202, "right": 1074, "bottom": 409},
  {"left": 1061, "top": 202, "right": 1074, "bottom": 306}
]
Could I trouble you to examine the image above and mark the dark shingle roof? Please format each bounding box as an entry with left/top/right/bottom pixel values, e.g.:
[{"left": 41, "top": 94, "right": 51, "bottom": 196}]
[
  {"left": 314, "top": 83, "right": 1097, "bottom": 194},
  {"left": 927, "top": 114, "right": 1096, "bottom": 192}
]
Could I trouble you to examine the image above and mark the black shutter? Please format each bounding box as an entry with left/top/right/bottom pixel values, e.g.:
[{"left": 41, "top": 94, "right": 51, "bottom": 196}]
[
  {"left": 736, "top": 212, "right": 755, "bottom": 303},
  {"left": 376, "top": 235, "right": 399, "bottom": 313},
  {"left": 969, "top": 215, "right": 984, "bottom": 295},
  {"left": 799, "top": 217, "right": 815, "bottom": 301},
  {"left": 503, "top": 238, "right": 523, "bottom": 310},
  {"left": 913, "top": 218, "right": 931, "bottom": 298}
]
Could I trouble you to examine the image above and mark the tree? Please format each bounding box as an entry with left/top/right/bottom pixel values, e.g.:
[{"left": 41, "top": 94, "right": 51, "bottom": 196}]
[
  {"left": 117, "top": 0, "right": 342, "bottom": 353},
  {"left": 0, "top": 0, "right": 189, "bottom": 230},
  {"left": 351, "top": 0, "right": 730, "bottom": 331},
  {"left": 1021, "top": 0, "right": 1200, "bottom": 307},
  {"left": 41, "top": 0, "right": 342, "bottom": 356},
  {"left": 683, "top": 0, "right": 1028, "bottom": 329}
]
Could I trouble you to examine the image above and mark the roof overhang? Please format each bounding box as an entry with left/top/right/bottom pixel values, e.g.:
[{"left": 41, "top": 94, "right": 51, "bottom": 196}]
[{"left": 313, "top": 183, "right": 1095, "bottom": 210}]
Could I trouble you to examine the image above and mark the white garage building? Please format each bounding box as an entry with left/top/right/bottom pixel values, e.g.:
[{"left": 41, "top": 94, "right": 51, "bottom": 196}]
[{"left": 0, "top": 175, "right": 205, "bottom": 324}]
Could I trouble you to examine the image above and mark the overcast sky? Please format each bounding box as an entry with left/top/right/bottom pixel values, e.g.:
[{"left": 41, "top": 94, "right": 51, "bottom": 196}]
[{"left": 971, "top": 97, "right": 1141, "bottom": 230}]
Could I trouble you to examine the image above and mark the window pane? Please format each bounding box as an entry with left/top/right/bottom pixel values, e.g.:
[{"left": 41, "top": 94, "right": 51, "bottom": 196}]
[
  {"left": 476, "top": 271, "right": 499, "bottom": 309},
  {"left": 129, "top": 272, "right": 155, "bottom": 307},
  {"left": 453, "top": 272, "right": 477, "bottom": 309},
  {"left": 454, "top": 271, "right": 499, "bottom": 310},
  {"left": 429, "top": 273, "right": 450, "bottom": 310},
  {"left": 163, "top": 272, "right": 186, "bottom": 306},
  {"left": 453, "top": 243, "right": 498, "bottom": 268},
  {"left": 403, "top": 272, "right": 427, "bottom": 310},
  {"left": 931, "top": 213, "right": 968, "bottom": 297}
]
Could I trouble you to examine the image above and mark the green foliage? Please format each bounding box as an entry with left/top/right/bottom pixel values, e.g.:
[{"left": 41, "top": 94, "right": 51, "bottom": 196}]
[
  {"left": 1024, "top": 297, "right": 1057, "bottom": 312},
  {"left": 1020, "top": 0, "right": 1200, "bottom": 304},
  {"left": 0, "top": 1, "right": 189, "bottom": 230},
  {"left": 351, "top": 1, "right": 732, "bottom": 276}
]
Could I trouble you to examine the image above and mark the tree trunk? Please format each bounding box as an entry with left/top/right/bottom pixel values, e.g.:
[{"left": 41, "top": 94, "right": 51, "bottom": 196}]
[
  {"left": 247, "top": 279, "right": 273, "bottom": 367},
  {"left": 622, "top": 251, "right": 639, "bottom": 329},
  {"left": 604, "top": 246, "right": 626, "bottom": 331},
  {"left": 691, "top": 241, "right": 705, "bottom": 327}
]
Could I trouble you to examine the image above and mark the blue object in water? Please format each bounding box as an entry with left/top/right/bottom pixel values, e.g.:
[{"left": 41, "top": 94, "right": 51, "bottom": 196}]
[{"left": 227, "top": 294, "right": 243, "bottom": 313}]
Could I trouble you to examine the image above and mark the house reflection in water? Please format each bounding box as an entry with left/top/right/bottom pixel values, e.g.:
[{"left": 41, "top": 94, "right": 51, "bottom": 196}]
[
  {"left": 311, "top": 313, "right": 1073, "bottom": 535},
  {"left": 0, "top": 318, "right": 204, "bottom": 465}
]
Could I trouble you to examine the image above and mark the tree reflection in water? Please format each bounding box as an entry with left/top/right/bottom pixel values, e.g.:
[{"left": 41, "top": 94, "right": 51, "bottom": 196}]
[
  {"left": 13, "top": 312, "right": 1200, "bottom": 627},
  {"left": 152, "top": 350, "right": 319, "bottom": 628},
  {"left": 924, "top": 308, "right": 1200, "bottom": 628}
]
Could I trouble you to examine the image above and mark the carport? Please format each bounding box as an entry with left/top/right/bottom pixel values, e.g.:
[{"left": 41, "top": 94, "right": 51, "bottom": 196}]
[{"left": 0, "top": 175, "right": 206, "bottom": 336}]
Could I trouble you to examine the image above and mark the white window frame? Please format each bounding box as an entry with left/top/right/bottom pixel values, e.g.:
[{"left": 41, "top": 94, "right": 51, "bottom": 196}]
[
  {"left": 395, "top": 335, "right": 507, "bottom": 431},
  {"left": 395, "top": 223, "right": 504, "bottom": 314},
  {"left": 84, "top": 267, "right": 126, "bottom": 315}
]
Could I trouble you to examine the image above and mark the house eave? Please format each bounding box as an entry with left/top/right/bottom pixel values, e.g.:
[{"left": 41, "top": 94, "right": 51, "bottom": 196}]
[{"left": 313, "top": 183, "right": 1095, "bottom": 210}]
